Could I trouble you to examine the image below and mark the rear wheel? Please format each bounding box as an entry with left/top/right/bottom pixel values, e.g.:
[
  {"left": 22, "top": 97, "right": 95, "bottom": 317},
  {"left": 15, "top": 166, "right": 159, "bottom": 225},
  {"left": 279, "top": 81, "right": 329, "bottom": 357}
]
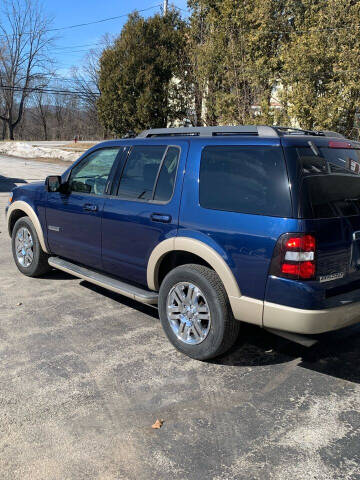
[
  {"left": 12, "top": 216, "right": 50, "bottom": 277},
  {"left": 158, "top": 264, "right": 240, "bottom": 360}
]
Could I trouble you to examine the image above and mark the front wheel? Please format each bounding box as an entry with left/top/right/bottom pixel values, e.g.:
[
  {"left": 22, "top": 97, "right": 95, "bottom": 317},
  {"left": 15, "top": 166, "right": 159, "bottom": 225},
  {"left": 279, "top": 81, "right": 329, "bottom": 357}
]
[
  {"left": 12, "top": 216, "right": 51, "bottom": 277},
  {"left": 158, "top": 264, "right": 240, "bottom": 360}
]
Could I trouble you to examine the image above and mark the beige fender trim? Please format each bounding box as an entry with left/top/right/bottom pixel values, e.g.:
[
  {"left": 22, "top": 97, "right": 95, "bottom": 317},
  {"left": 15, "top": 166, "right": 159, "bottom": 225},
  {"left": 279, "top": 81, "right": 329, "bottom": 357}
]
[
  {"left": 7, "top": 200, "right": 49, "bottom": 253},
  {"left": 147, "top": 237, "right": 263, "bottom": 325}
]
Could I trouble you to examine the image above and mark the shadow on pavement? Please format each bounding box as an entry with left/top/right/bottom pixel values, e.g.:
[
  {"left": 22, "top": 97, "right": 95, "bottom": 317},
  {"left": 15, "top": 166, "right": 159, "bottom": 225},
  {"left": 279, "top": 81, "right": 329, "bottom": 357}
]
[
  {"left": 80, "top": 281, "right": 159, "bottom": 319},
  {"left": 79, "top": 279, "right": 360, "bottom": 385},
  {"left": 0, "top": 175, "right": 27, "bottom": 192},
  {"left": 214, "top": 323, "right": 360, "bottom": 384}
]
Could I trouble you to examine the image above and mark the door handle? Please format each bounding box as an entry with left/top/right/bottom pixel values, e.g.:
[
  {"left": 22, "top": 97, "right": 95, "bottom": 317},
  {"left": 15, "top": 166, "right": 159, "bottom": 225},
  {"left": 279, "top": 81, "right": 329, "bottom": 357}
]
[
  {"left": 83, "top": 203, "right": 98, "bottom": 212},
  {"left": 150, "top": 213, "right": 172, "bottom": 223}
]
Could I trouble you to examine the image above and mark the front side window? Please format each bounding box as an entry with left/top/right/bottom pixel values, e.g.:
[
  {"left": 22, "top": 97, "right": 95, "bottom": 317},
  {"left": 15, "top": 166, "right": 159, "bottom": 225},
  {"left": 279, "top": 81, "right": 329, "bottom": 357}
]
[
  {"left": 199, "top": 145, "right": 291, "bottom": 217},
  {"left": 69, "top": 148, "right": 120, "bottom": 195},
  {"left": 117, "top": 145, "right": 180, "bottom": 202}
]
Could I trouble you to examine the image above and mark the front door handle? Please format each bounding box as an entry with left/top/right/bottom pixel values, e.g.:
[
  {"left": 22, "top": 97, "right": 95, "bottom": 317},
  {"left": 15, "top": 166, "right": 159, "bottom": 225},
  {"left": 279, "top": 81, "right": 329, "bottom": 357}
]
[
  {"left": 150, "top": 213, "right": 172, "bottom": 223},
  {"left": 83, "top": 203, "right": 98, "bottom": 212}
]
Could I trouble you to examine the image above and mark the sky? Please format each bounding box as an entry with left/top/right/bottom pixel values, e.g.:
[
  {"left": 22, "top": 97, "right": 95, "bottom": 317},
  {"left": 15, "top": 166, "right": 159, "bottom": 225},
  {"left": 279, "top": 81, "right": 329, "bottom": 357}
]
[{"left": 44, "top": 0, "right": 189, "bottom": 77}]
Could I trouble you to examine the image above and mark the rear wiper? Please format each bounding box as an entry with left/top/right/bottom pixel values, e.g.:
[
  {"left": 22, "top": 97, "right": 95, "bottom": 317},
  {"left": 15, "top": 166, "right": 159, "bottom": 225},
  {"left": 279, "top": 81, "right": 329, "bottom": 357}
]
[{"left": 308, "top": 141, "right": 320, "bottom": 156}]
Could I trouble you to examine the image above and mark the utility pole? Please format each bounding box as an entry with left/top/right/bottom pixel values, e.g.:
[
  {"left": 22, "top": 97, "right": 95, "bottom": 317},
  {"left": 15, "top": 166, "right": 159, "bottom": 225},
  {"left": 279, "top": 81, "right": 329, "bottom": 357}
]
[{"left": 163, "top": 0, "right": 168, "bottom": 15}]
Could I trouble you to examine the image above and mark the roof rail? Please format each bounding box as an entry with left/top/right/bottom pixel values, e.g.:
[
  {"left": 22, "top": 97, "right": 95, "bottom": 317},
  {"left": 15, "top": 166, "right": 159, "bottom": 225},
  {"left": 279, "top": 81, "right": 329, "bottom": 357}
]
[
  {"left": 137, "top": 125, "right": 279, "bottom": 138},
  {"left": 137, "top": 125, "right": 346, "bottom": 139}
]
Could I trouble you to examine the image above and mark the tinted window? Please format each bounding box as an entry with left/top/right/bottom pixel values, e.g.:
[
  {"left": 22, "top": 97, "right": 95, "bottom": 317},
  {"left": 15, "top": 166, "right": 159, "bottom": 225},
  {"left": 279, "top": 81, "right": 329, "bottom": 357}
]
[
  {"left": 199, "top": 146, "right": 291, "bottom": 217},
  {"left": 69, "top": 148, "right": 120, "bottom": 195},
  {"left": 298, "top": 146, "right": 360, "bottom": 175},
  {"left": 153, "top": 146, "right": 180, "bottom": 201},
  {"left": 117, "top": 146, "right": 166, "bottom": 200},
  {"left": 296, "top": 147, "right": 360, "bottom": 218}
]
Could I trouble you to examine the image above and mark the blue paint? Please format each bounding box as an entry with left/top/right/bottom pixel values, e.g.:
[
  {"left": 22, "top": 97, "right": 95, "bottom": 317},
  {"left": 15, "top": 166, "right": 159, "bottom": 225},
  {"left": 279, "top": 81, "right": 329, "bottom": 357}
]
[{"left": 8, "top": 133, "right": 360, "bottom": 315}]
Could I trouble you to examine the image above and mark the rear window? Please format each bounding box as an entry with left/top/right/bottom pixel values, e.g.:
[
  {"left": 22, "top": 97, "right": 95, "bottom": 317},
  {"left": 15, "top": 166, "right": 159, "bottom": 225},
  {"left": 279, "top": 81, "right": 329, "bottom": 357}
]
[
  {"left": 199, "top": 145, "right": 291, "bottom": 217},
  {"left": 296, "top": 146, "right": 360, "bottom": 218}
]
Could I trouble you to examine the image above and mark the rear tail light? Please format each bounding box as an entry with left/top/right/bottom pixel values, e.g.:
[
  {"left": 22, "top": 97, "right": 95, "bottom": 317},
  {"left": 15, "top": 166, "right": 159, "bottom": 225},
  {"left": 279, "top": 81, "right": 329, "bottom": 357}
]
[{"left": 269, "top": 233, "right": 316, "bottom": 280}]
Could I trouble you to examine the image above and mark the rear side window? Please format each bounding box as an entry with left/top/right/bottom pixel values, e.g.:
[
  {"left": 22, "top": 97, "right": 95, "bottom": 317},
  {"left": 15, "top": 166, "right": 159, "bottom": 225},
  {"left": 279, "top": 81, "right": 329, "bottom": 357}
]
[
  {"left": 199, "top": 146, "right": 291, "bottom": 217},
  {"left": 154, "top": 147, "right": 180, "bottom": 201},
  {"left": 117, "top": 145, "right": 166, "bottom": 200},
  {"left": 117, "top": 145, "right": 180, "bottom": 201}
]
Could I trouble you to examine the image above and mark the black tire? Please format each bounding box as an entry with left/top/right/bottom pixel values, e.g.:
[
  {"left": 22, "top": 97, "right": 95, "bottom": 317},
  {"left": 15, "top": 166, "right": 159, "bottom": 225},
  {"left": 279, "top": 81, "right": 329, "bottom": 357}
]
[
  {"left": 158, "top": 264, "right": 240, "bottom": 360},
  {"left": 11, "top": 216, "right": 50, "bottom": 277}
]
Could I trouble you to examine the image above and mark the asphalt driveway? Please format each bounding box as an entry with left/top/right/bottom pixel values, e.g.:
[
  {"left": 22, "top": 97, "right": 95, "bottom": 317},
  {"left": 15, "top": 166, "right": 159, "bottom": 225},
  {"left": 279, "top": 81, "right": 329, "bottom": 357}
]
[{"left": 0, "top": 155, "right": 359, "bottom": 480}]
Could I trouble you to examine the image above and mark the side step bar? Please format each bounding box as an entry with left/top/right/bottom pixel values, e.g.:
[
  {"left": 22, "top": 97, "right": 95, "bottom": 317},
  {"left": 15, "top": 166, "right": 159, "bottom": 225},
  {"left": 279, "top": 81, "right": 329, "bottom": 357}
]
[{"left": 48, "top": 257, "right": 158, "bottom": 305}]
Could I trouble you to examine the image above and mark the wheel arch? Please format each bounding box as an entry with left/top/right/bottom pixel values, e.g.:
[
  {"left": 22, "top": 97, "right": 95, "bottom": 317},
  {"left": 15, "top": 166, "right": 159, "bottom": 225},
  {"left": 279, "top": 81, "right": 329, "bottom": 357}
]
[
  {"left": 7, "top": 201, "right": 49, "bottom": 253},
  {"left": 147, "top": 237, "right": 241, "bottom": 299}
]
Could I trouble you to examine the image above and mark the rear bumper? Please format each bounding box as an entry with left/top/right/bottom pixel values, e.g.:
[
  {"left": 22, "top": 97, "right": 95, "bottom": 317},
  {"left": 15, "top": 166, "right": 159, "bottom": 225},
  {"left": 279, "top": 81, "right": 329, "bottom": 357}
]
[{"left": 263, "top": 300, "right": 360, "bottom": 334}]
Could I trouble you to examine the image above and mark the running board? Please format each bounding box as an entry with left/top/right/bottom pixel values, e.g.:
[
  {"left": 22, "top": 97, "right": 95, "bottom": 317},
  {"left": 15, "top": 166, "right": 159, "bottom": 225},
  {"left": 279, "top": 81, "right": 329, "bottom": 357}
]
[{"left": 48, "top": 257, "right": 158, "bottom": 305}]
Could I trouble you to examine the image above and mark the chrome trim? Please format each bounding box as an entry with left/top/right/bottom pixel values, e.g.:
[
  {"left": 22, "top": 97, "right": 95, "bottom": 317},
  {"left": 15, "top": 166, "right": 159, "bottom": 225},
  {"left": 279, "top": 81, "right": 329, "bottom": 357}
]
[
  {"left": 166, "top": 282, "right": 211, "bottom": 345},
  {"left": 353, "top": 230, "right": 360, "bottom": 241},
  {"left": 15, "top": 226, "right": 34, "bottom": 267}
]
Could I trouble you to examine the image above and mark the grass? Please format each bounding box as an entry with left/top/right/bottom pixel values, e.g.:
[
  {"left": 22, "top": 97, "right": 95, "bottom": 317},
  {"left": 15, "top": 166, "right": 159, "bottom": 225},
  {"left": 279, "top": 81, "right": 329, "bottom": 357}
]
[{"left": 64, "top": 142, "right": 98, "bottom": 152}]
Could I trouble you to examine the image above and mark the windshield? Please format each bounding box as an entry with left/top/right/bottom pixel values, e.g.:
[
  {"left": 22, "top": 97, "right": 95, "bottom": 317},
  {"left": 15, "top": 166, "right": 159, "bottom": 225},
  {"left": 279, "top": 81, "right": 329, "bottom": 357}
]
[{"left": 296, "top": 146, "right": 360, "bottom": 218}]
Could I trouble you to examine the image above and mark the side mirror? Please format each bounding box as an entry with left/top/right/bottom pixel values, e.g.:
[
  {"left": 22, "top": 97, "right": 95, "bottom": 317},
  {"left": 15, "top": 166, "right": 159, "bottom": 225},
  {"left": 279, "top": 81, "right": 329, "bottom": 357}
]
[{"left": 45, "top": 175, "right": 62, "bottom": 192}]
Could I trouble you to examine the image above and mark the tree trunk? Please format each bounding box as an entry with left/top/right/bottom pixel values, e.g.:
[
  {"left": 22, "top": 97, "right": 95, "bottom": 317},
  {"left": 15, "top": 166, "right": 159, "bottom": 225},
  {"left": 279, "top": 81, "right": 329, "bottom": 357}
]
[
  {"left": 1, "top": 120, "right": 6, "bottom": 140},
  {"left": 194, "top": 83, "right": 203, "bottom": 126},
  {"left": 8, "top": 122, "right": 14, "bottom": 140}
]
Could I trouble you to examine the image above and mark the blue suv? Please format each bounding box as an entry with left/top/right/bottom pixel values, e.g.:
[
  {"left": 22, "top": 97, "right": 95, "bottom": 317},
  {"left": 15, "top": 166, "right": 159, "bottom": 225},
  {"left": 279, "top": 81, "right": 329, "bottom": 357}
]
[{"left": 6, "top": 126, "right": 360, "bottom": 360}]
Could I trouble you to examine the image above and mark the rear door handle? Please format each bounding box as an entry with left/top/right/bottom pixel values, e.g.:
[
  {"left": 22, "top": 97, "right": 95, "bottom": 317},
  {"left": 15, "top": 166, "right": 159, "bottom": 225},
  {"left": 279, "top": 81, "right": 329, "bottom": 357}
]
[
  {"left": 83, "top": 203, "right": 98, "bottom": 212},
  {"left": 150, "top": 213, "right": 172, "bottom": 223}
]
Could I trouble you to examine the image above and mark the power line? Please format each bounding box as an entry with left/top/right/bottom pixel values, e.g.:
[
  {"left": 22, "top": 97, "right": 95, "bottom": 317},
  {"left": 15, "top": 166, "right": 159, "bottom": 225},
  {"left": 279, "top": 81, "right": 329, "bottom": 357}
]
[
  {"left": 0, "top": 3, "right": 358, "bottom": 42},
  {"left": 0, "top": 4, "right": 162, "bottom": 38},
  {"left": 0, "top": 84, "right": 100, "bottom": 96},
  {"left": 47, "top": 4, "right": 161, "bottom": 32}
]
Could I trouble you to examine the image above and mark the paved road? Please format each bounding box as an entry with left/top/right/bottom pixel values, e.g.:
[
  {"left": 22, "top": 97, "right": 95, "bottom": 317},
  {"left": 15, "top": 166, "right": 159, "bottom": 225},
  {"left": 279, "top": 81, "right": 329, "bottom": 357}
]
[
  {"left": 0, "top": 155, "right": 65, "bottom": 193},
  {"left": 1, "top": 155, "right": 360, "bottom": 480}
]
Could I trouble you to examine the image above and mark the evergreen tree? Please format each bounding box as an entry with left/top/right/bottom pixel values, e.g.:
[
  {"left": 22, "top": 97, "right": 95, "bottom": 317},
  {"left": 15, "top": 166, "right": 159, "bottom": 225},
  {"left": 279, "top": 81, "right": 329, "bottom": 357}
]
[
  {"left": 186, "top": 0, "right": 287, "bottom": 126},
  {"left": 278, "top": 0, "right": 360, "bottom": 136},
  {"left": 98, "top": 10, "right": 186, "bottom": 136},
  {"left": 186, "top": 0, "right": 360, "bottom": 136}
]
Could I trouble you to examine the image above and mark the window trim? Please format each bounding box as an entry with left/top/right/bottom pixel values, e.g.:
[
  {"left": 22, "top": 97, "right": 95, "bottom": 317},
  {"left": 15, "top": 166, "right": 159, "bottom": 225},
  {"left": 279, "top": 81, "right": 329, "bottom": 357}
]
[
  {"left": 66, "top": 146, "right": 123, "bottom": 197},
  {"left": 114, "top": 144, "right": 181, "bottom": 205}
]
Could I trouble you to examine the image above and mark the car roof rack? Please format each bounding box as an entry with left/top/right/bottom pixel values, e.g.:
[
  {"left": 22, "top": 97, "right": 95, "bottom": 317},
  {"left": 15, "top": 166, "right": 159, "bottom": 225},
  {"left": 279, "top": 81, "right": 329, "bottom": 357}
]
[
  {"left": 138, "top": 126, "right": 279, "bottom": 138},
  {"left": 137, "top": 125, "right": 345, "bottom": 139}
]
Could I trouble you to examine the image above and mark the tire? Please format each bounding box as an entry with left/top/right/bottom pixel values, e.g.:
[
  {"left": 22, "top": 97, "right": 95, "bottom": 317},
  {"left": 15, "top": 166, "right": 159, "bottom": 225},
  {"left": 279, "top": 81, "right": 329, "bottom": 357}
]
[
  {"left": 11, "top": 216, "right": 51, "bottom": 277},
  {"left": 158, "top": 264, "right": 240, "bottom": 360}
]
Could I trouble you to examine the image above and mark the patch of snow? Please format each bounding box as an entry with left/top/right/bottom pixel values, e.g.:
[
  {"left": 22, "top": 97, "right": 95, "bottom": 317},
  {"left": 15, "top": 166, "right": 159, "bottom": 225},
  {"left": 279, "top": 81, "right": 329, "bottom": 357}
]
[{"left": 0, "top": 142, "right": 79, "bottom": 162}]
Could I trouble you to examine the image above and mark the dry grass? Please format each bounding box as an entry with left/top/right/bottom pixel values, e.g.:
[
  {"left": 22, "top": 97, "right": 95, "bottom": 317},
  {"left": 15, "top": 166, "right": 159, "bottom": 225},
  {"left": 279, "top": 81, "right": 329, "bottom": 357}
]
[
  {"left": 29, "top": 156, "right": 75, "bottom": 166},
  {"left": 64, "top": 142, "right": 98, "bottom": 152}
]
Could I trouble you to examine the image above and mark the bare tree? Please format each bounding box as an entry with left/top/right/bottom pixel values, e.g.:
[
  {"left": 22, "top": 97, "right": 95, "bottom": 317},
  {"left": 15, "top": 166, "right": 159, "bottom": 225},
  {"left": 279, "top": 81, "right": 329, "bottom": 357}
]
[
  {"left": 71, "top": 35, "right": 113, "bottom": 137},
  {"left": 0, "top": 0, "right": 54, "bottom": 139},
  {"left": 32, "top": 90, "right": 51, "bottom": 139}
]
